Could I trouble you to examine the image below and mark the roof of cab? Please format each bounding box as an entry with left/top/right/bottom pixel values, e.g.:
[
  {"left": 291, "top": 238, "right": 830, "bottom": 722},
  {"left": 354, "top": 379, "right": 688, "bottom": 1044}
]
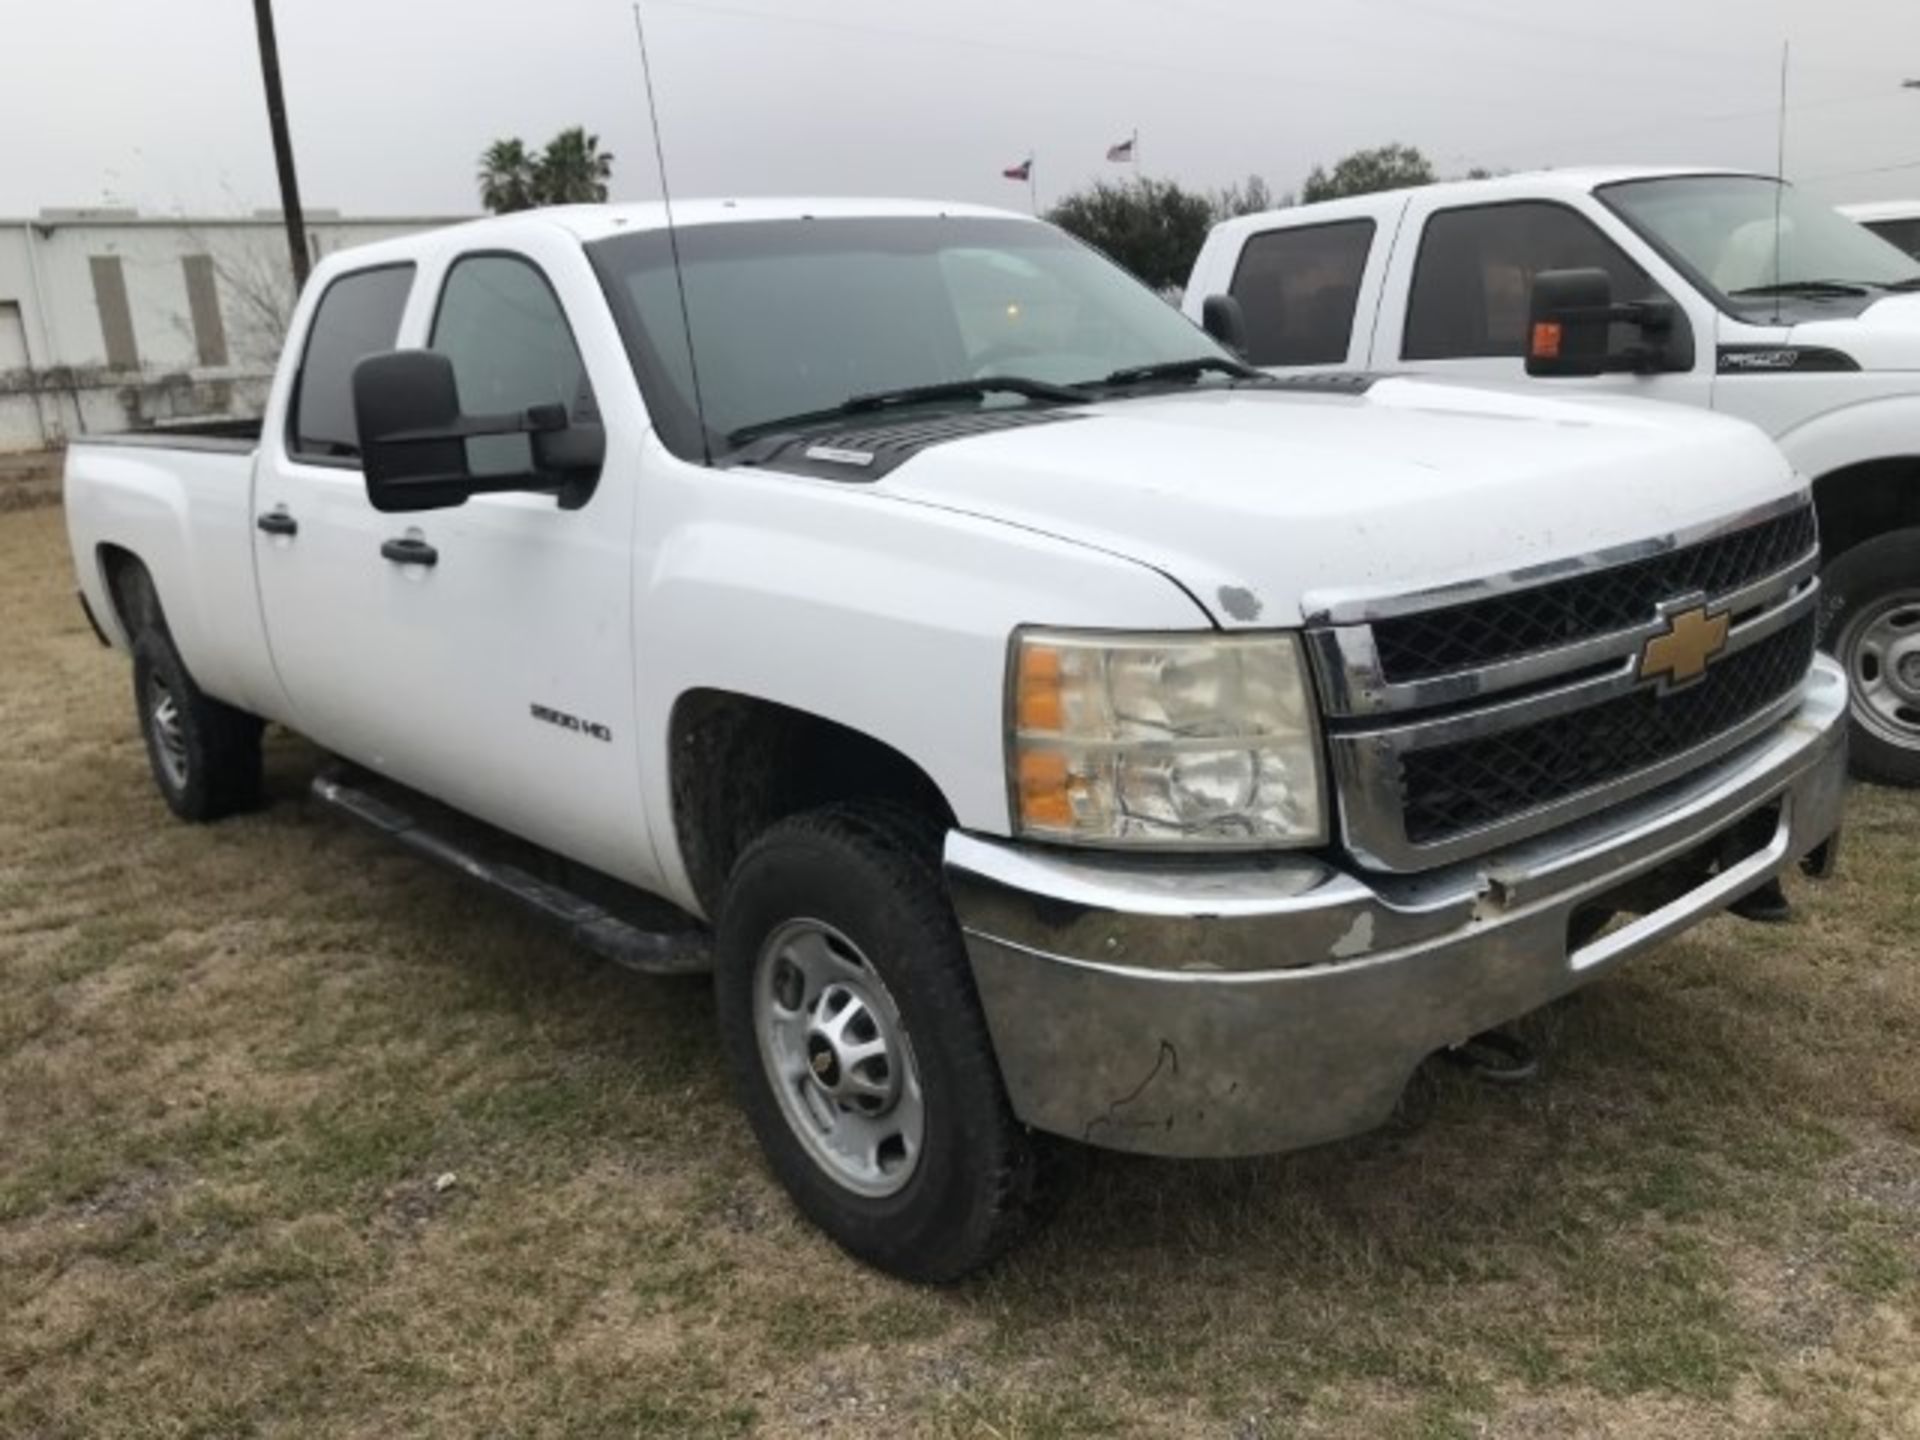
[
  {"left": 302, "top": 197, "right": 1040, "bottom": 282},
  {"left": 541, "top": 196, "right": 1030, "bottom": 242},
  {"left": 1208, "top": 165, "right": 1770, "bottom": 238}
]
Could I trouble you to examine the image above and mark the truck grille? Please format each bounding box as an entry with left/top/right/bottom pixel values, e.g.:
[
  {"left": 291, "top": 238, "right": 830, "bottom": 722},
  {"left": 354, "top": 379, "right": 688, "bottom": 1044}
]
[
  {"left": 1307, "top": 497, "right": 1821, "bottom": 871},
  {"left": 1373, "top": 504, "right": 1817, "bottom": 682},
  {"left": 1399, "top": 613, "right": 1816, "bottom": 844}
]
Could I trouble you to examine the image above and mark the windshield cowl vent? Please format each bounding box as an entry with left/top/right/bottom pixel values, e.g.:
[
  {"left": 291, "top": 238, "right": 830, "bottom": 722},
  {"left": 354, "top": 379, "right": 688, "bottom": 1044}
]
[{"left": 731, "top": 408, "right": 1088, "bottom": 481}]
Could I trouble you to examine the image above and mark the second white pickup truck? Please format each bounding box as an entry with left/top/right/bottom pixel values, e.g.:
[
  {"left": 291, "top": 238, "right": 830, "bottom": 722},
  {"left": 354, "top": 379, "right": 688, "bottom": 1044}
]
[
  {"left": 1189, "top": 167, "right": 1920, "bottom": 786},
  {"left": 66, "top": 198, "right": 1847, "bottom": 1279}
]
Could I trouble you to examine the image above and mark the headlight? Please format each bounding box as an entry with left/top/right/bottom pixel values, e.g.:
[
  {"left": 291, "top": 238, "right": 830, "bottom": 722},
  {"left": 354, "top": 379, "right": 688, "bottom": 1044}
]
[{"left": 1008, "top": 629, "right": 1327, "bottom": 849}]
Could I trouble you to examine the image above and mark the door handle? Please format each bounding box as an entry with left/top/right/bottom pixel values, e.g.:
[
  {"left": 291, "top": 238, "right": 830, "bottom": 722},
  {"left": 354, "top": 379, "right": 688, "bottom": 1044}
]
[
  {"left": 380, "top": 536, "right": 439, "bottom": 568},
  {"left": 256, "top": 509, "right": 298, "bottom": 537}
]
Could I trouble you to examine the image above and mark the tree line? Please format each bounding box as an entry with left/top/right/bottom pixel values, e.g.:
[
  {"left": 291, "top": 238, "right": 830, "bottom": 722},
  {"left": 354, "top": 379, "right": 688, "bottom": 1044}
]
[
  {"left": 476, "top": 134, "right": 1480, "bottom": 290},
  {"left": 1048, "top": 143, "right": 1490, "bottom": 290}
]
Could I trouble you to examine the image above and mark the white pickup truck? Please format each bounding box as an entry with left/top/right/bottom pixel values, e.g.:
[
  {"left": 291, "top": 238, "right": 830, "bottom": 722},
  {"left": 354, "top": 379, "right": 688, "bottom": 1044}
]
[
  {"left": 66, "top": 198, "right": 1847, "bottom": 1280},
  {"left": 1187, "top": 167, "right": 1920, "bottom": 786}
]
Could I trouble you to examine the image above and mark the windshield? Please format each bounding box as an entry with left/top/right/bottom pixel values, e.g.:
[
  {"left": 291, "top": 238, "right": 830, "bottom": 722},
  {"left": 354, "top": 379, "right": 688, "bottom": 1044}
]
[
  {"left": 1600, "top": 174, "right": 1920, "bottom": 313},
  {"left": 587, "top": 215, "right": 1230, "bottom": 458}
]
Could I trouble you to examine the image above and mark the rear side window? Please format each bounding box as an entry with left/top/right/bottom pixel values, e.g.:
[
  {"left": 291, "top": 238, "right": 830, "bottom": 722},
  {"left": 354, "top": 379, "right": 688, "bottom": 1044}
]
[
  {"left": 429, "top": 253, "right": 595, "bottom": 477},
  {"left": 1403, "top": 202, "right": 1658, "bottom": 360},
  {"left": 289, "top": 264, "right": 414, "bottom": 461},
  {"left": 1228, "top": 220, "right": 1375, "bottom": 366}
]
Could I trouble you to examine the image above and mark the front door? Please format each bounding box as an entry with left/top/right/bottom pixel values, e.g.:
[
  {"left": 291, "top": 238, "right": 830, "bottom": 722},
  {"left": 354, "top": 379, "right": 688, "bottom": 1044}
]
[
  {"left": 252, "top": 241, "right": 658, "bottom": 888},
  {"left": 1370, "top": 194, "right": 1717, "bottom": 409}
]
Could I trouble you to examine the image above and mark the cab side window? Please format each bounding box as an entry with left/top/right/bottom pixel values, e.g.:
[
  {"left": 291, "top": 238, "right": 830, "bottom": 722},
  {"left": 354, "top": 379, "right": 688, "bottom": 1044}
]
[
  {"left": 289, "top": 263, "right": 415, "bottom": 462},
  {"left": 430, "top": 254, "right": 596, "bottom": 478},
  {"left": 1404, "top": 202, "right": 1662, "bottom": 360},
  {"left": 1228, "top": 220, "right": 1375, "bottom": 366}
]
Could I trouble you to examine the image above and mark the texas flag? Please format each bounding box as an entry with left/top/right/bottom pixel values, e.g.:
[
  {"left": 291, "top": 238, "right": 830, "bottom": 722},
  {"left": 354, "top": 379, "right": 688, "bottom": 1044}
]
[
  {"left": 1106, "top": 136, "right": 1135, "bottom": 163},
  {"left": 1003, "top": 157, "right": 1032, "bottom": 181}
]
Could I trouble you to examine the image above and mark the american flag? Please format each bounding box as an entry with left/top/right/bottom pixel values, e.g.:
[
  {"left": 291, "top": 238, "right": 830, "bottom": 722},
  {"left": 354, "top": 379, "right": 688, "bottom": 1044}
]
[
  {"left": 1106, "top": 136, "right": 1135, "bottom": 163},
  {"left": 1003, "top": 158, "right": 1032, "bottom": 181}
]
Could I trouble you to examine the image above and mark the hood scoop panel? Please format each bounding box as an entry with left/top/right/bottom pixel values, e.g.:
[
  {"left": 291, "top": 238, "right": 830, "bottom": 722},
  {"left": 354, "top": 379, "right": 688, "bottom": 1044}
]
[{"left": 733, "top": 408, "right": 1087, "bottom": 480}]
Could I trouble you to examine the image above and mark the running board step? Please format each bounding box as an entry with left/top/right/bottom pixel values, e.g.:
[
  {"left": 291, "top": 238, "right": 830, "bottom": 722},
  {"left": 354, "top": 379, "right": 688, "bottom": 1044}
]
[{"left": 311, "top": 770, "right": 710, "bottom": 976}]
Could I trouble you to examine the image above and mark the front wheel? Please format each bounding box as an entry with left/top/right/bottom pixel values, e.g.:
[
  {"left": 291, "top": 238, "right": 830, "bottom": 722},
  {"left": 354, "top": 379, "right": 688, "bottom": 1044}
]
[
  {"left": 714, "top": 804, "right": 1042, "bottom": 1282},
  {"left": 1822, "top": 529, "right": 1920, "bottom": 787}
]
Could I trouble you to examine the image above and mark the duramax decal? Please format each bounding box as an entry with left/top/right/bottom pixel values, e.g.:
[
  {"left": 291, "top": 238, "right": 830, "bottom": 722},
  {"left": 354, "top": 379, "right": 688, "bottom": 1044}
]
[{"left": 530, "top": 703, "right": 613, "bottom": 743}]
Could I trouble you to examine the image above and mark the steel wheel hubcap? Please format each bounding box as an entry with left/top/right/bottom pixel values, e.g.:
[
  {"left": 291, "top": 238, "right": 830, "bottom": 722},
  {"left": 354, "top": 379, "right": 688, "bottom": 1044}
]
[
  {"left": 1840, "top": 592, "right": 1920, "bottom": 748},
  {"left": 146, "top": 673, "right": 189, "bottom": 789},
  {"left": 754, "top": 918, "right": 923, "bottom": 1197}
]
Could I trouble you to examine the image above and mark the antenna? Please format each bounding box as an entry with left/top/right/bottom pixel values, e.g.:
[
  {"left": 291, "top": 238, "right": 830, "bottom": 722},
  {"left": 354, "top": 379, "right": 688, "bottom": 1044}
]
[
  {"left": 1771, "top": 39, "right": 1789, "bottom": 323},
  {"left": 632, "top": 1, "right": 713, "bottom": 464}
]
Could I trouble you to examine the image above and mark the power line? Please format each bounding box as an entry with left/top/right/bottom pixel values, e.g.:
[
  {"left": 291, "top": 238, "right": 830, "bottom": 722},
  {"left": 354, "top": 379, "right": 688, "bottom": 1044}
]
[{"left": 1799, "top": 158, "right": 1920, "bottom": 184}]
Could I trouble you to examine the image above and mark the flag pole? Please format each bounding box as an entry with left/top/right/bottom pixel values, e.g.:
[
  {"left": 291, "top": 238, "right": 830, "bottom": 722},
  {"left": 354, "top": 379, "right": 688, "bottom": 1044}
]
[
  {"left": 1132, "top": 128, "right": 1139, "bottom": 173},
  {"left": 1029, "top": 151, "right": 1038, "bottom": 215}
]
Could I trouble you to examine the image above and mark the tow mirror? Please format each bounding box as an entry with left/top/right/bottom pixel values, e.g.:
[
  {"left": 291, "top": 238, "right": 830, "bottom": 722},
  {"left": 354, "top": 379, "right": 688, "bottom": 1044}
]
[
  {"left": 1526, "top": 269, "right": 1694, "bottom": 378},
  {"left": 1201, "top": 293, "right": 1249, "bottom": 356},
  {"left": 352, "top": 350, "right": 602, "bottom": 514},
  {"left": 1525, "top": 268, "right": 1613, "bottom": 377}
]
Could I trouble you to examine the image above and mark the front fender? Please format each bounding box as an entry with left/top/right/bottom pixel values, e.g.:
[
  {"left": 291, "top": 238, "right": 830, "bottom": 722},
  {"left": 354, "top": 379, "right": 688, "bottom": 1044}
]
[
  {"left": 633, "top": 464, "right": 1210, "bottom": 914},
  {"left": 1772, "top": 390, "right": 1920, "bottom": 484}
]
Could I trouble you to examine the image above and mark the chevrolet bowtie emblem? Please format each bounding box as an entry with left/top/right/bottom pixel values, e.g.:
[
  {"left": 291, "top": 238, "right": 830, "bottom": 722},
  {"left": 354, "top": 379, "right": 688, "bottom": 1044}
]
[{"left": 1640, "top": 603, "right": 1731, "bottom": 690}]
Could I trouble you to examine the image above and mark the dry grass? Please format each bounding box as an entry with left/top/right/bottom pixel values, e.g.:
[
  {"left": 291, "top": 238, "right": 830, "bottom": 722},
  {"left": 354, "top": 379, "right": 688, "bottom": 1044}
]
[{"left": 3, "top": 498, "right": 1918, "bottom": 1438}]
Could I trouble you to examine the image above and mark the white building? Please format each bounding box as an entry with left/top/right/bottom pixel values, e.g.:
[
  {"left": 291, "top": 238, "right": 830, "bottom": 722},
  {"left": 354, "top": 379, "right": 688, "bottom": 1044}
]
[{"left": 0, "top": 208, "right": 465, "bottom": 452}]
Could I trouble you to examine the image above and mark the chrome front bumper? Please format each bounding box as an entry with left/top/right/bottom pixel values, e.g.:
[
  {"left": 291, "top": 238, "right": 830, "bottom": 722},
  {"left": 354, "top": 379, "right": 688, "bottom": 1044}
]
[{"left": 946, "top": 655, "right": 1850, "bottom": 1159}]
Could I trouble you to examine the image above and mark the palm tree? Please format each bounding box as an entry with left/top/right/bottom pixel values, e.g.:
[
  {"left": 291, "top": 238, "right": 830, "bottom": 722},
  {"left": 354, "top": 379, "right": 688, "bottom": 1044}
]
[
  {"left": 534, "top": 128, "right": 615, "bottom": 205},
  {"left": 477, "top": 138, "right": 538, "bottom": 214}
]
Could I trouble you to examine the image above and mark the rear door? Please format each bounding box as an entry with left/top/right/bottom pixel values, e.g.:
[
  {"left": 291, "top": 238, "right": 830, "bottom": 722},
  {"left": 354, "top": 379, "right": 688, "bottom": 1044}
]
[
  {"left": 253, "top": 231, "right": 661, "bottom": 888},
  {"left": 1372, "top": 193, "right": 1717, "bottom": 407},
  {"left": 1218, "top": 206, "right": 1401, "bottom": 372}
]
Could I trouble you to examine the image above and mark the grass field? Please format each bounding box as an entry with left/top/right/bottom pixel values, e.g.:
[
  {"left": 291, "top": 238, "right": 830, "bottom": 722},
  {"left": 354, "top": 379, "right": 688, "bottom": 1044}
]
[{"left": 3, "top": 496, "right": 1918, "bottom": 1438}]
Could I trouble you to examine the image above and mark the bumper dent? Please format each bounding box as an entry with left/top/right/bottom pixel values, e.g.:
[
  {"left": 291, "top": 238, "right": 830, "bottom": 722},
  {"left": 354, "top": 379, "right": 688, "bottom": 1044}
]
[{"left": 947, "top": 656, "right": 1850, "bottom": 1158}]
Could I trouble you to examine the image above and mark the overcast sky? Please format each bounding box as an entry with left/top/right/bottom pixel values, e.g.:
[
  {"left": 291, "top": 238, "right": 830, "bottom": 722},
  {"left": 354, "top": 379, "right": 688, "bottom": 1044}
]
[{"left": 5, "top": 0, "right": 1919, "bottom": 219}]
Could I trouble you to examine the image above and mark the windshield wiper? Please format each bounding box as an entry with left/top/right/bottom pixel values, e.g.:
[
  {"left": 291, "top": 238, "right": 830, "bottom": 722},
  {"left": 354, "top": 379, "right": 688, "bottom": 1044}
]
[
  {"left": 1879, "top": 276, "right": 1920, "bottom": 292},
  {"left": 726, "top": 376, "right": 1090, "bottom": 446},
  {"left": 1095, "top": 356, "right": 1266, "bottom": 387},
  {"left": 1729, "top": 279, "right": 1870, "bottom": 298}
]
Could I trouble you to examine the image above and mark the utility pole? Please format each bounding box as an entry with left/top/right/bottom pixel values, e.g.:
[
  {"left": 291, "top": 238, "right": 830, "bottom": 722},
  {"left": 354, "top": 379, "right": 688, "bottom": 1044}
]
[{"left": 252, "top": 0, "right": 310, "bottom": 289}]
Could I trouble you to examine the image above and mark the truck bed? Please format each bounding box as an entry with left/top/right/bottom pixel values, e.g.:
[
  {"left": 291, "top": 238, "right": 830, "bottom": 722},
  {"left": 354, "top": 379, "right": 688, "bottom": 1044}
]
[{"left": 76, "top": 417, "right": 262, "bottom": 454}]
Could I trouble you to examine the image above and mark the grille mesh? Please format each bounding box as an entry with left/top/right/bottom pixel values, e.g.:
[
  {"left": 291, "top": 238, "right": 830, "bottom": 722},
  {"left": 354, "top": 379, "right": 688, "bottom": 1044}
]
[
  {"left": 1373, "top": 505, "right": 1816, "bottom": 683},
  {"left": 1397, "top": 613, "right": 1816, "bottom": 846}
]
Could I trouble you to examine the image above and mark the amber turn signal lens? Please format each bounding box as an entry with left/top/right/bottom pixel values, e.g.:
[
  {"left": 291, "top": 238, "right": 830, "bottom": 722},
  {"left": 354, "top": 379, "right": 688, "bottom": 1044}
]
[
  {"left": 1016, "top": 643, "right": 1064, "bottom": 733},
  {"left": 1530, "top": 321, "right": 1563, "bottom": 360},
  {"left": 1016, "top": 748, "right": 1074, "bottom": 828}
]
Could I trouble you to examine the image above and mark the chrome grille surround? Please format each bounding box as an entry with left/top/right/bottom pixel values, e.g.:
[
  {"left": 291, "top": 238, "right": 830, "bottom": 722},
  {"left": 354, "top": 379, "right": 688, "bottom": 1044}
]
[{"left": 1303, "top": 493, "right": 1822, "bottom": 872}]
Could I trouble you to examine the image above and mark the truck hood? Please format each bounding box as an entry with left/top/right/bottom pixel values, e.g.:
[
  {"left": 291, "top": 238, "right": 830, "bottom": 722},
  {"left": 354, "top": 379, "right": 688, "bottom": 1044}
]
[
  {"left": 880, "top": 377, "right": 1800, "bottom": 628},
  {"left": 1790, "top": 292, "right": 1920, "bottom": 371}
]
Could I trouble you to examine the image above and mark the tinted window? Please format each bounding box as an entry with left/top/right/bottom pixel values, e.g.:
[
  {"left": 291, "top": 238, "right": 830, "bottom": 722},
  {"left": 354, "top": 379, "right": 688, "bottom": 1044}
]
[
  {"left": 430, "top": 254, "right": 594, "bottom": 476},
  {"left": 1404, "top": 203, "right": 1659, "bottom": 360},
  {"left": 290, "top": 264, "right": 414, "bottom": 461},
  {"left": 1864, "top": 217, "right": 1920, "bottom": 261},
  {"left": 1228, "top": 220, "right": 1374, "bottom": 366}
]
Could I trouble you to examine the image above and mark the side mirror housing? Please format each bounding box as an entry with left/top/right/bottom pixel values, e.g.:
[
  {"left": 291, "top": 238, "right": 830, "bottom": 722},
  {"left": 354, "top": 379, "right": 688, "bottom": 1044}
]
[
  {"left": 1525, "top": 268, "right": 1613, "bottom": 377},
  {"left": 1201, "top": 293, "right": 1249, "bottom": 356},
  {"left": 353, "top": 350, "right": 474, "bottom": 513},
  {"left": 1526, "top": 269, "right": 1695, "bottom": 378},
  {"left": 351, "top": 350, "right": 601, "bottom": 513}
]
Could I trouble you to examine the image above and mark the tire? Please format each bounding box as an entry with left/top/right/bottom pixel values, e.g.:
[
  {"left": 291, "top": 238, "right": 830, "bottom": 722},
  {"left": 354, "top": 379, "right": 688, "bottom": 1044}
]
[
  {"left": 130, "top": 627, "right": 263, "bottom": 821},
  {"left": 714, "top": 803, "right": 1042, "bottom": 1282},
  {"left": 1821, "top": 529, "right": 1920, "bottom": 787}
]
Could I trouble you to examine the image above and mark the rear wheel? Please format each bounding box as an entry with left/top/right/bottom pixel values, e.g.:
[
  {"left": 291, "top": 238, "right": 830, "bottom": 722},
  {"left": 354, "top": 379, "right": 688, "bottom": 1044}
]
[
  {"left": 131, "top": 627, "right": 263, "bottom": 821},
  {"left": 1822, "top": 530, "right": 1920, "bottom": 787},
  {"left": 715, "top": 803, "right": 1042, "bottom": 1282}
]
